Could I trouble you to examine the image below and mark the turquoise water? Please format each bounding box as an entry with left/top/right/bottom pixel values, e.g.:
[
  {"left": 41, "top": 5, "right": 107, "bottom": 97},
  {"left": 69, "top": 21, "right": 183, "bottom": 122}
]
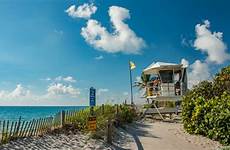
[{"left": 0, "top": 106, "right": 87, "bottom": 121}]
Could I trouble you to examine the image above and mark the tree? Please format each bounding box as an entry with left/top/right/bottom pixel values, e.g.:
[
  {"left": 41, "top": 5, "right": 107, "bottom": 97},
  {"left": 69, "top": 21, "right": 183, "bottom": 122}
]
[{"left": 134, "top": 72, "right": 150, "bottom": 97}]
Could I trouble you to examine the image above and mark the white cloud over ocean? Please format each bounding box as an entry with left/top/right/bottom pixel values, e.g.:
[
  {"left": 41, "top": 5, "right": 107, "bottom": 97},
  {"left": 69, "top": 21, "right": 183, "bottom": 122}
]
[
  {"left": 0, "top": 84, "right": 30, "bottom": 99},
  {"left": 47, "top": 83, "right": 80, "bottom": 97}
]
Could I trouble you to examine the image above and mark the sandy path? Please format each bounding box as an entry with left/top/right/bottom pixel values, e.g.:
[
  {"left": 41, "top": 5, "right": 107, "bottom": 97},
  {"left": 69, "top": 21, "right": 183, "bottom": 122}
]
[{"left": 122, "top": 121, "right": 222, "bottom": 150}]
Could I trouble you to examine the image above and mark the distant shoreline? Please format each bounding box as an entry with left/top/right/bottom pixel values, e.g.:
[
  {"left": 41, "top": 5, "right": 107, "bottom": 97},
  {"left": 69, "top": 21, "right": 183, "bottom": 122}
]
[{"left": 0, "top": 106, "right": 87, "bottom": 121}]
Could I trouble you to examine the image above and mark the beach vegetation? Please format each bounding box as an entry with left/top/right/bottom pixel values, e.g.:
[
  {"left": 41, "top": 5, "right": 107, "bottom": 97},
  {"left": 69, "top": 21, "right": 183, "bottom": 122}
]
[
  {"left": 182, "top": 65, "right": 230, "bottom": 145},
  {"left": 64, "top": 104, "right": 137, "bottom": 139}
]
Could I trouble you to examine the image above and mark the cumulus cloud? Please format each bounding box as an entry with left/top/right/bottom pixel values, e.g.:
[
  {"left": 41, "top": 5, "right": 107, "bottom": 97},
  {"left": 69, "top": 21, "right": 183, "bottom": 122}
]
[
  {"left": 0, "top": 84, "right": 30, "bottom": 99},
  {"left": 181, "top": 58, "right": 189, "bottom": 68},
  {"left": 194, "top": 20, "right": 230, "bottom": 64},
  {"left": 98, "top": 88, "right": 109, "bottom": 95},
  {"left": 65, "top": 3, "right": 97, "bottom": 19},
  {"left": 95, "top": 55, "right": 104, "bottom": 60},
  {"left": 47, "top": 83, "right": 80, "bottom": 97},
  {"left": 188, "top": 60, "right": 211, "bottom": 89},
  {"left": 81, "top": 6, "right": 146, "bottom": 54}
]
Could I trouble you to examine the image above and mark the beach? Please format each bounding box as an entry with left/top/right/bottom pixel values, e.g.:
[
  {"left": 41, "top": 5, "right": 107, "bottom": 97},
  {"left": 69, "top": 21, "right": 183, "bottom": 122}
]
[
  {"left": 0, "top": 130, "right": 112, "bottom": 150},
  {"left": 0, "top": 120, "right": 223, "bottom": 150}
]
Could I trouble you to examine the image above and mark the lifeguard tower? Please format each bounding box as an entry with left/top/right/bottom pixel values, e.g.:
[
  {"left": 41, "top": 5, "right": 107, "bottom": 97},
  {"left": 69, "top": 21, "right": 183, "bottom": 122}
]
[
  {"left": 143, "top": 61, "right": 187, "bottom": 100},
  {"left": 142, "top": 61, "right": 188, "bottom": 119}
]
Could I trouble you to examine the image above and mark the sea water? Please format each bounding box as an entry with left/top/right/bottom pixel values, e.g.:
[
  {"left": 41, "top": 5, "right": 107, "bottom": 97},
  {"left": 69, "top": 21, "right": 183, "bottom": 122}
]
[{"left": 0, "top": 106, "right": 87, "bottom": 121}]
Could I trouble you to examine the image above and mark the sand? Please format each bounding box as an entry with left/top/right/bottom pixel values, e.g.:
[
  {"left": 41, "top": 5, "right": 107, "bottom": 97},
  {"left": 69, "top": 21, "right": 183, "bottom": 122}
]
[
  {"left": 0, "top": 121, "right": 224, "bottom": 150},
  {"left": 0, "top": 132, "right": 112, "bottom": 150}
]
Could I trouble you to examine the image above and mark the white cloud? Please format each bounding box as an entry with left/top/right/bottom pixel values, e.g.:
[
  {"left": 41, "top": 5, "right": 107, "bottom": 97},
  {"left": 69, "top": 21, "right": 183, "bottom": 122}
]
[
  {"left": 194, "top": 20, "right": 230, "bottom": 64},
  {"left": 188, "top": 60, "right": 211, "bottom": 89},
  {"left": 63, "top": 76, "right": 76, "bottom": 83},
  {"left": 181, "top": 58, "right": 189, "bottom": 68},
  {"left": 98, "top": 88, "right": 109, "bottom": 95},
  {"left": 47, "top": 83, "right": 80, "bottom": 97},
  {"left": 65, "top": 3, "right": 97, "bottom": 19},
  {"left": 0, "top": 84, "right": 30, "bottom": 99},
  {"left": 95, "top": 55, "right": 104, "bottom": 60},
  {"left": 45, "top": 76, "right": 76, "bottom": 83},
  {"left": 81, "top": 6, "right": 146, "bottom": 54}
]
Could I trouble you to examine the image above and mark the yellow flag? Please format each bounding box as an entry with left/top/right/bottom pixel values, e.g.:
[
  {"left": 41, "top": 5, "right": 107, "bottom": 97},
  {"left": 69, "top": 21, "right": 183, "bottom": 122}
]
[{"left": 129, "top": 61, "right": 136, "bottom": 70}]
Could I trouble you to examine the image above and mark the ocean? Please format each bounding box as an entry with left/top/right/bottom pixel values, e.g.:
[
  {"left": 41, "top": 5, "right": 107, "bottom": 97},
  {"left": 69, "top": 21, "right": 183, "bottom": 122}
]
[{"left": 0, "top": 106, "right": 87, "bottom": 121}]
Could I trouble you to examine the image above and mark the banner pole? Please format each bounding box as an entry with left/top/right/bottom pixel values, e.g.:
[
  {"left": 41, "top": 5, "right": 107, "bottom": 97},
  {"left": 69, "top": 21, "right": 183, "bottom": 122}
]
[{"left": 129, "top": 61, "right": 134, "bottom": 105}]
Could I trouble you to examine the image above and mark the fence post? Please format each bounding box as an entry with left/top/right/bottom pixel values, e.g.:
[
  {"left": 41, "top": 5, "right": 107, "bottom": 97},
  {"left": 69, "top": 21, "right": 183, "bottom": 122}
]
[
  {"left": 61, "top": 110, "right": 65, "bottom": 127},
  {"left": 102, "top": 104, "right": 104, "bottom": 114},
  {"left": 106, "top": 119, "right": 112, "bottom": 144},
  {"left": 2, "top": 120, "right": 5, "bottom": 143},
  {"left": 16, "top": 116, "right": 21, "bottom": 137}
]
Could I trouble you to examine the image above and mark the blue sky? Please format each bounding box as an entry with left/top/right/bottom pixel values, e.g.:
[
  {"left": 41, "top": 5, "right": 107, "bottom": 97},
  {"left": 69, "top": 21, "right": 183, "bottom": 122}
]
[{"left": 0, "top": 0, "right": 229, "bottom": 106}]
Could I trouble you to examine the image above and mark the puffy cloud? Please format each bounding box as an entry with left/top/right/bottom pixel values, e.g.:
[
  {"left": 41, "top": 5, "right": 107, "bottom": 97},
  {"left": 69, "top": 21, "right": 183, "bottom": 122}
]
[
  {"left": 181, "top": 58, "right": 189, "bottom": 68},
  {"left": 95, "top": 55, "right": 104, "bottom": 60},
  {"left": 47, "top": 83, "right": 80, "bottom": 97},
  {"left": 188, "top": 60, "right": 211, "bottom": 89},
  {"left": 98, "top": 88, "right": 109, "bottom": 95},
  {"left": 65, "top": 3, "right": 97, "bottom": 19},
  {"left": 81, "top": 6, "right": 146, "bottom": 54},
  {"left": 194, "top": 20, "right": 230, "bottom": 64},
  {"left": 0, "top": 84, "right": 30, "bottom": 99}
]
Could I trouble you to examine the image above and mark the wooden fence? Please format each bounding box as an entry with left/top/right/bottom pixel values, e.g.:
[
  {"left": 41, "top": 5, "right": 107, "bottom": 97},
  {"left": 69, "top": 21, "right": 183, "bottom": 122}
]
[
  {"left": 0, "top": 109, "right": 83, "bottom": 144},
  {"left": 0, "top": 104, "right": 122, "bottom": 145}
]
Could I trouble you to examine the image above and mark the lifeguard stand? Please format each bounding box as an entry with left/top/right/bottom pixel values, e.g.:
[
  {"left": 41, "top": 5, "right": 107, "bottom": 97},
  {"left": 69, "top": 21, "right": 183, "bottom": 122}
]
[
  {"left": 142, "top": 62, "right": 188, "bottom": 119},
  {"left": 143, "top": 61, "right": 187, "bottom": 100}
]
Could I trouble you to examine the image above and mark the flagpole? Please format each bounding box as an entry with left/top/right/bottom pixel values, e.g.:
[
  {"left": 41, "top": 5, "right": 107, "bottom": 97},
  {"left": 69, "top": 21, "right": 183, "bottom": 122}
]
[{"left": 129, "top": 61, "right": 134, "bottom": 105}]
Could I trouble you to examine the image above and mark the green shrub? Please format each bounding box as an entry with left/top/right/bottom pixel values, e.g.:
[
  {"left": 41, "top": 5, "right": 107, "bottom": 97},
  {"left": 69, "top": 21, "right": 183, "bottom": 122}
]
[
  {"left": 182, "top": 65, "right": 230, "bottom": 145},
  {"left": 119, "top": 105, "right": 136, "bottom": 123},
  {"left": 71, "top": 104, "right": 136, "bottom": 139}
]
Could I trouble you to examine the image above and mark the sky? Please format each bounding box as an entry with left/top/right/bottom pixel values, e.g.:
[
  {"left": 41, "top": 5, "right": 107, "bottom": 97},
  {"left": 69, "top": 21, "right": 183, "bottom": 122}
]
[{"left": 0, "top": 0, "right": 229, "bottom": 106}]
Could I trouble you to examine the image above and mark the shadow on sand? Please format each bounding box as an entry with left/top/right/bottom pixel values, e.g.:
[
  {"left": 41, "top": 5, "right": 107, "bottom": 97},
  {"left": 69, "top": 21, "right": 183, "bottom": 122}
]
[{"left": 113, "top": 121, "right": 160, "bottom": 150}]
